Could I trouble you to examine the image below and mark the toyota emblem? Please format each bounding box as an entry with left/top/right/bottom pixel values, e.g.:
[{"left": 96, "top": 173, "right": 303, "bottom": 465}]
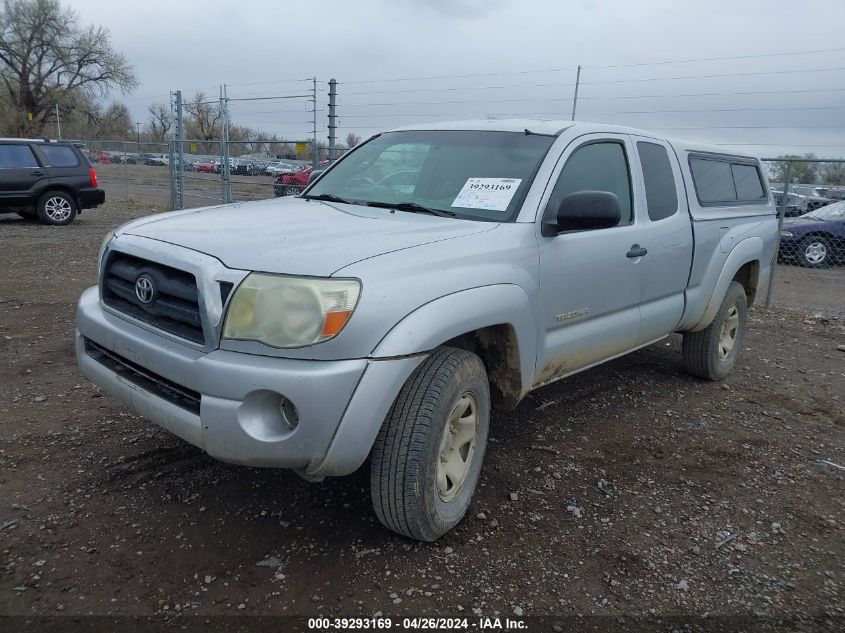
[{"left": 134, "top": 275, "right": 155, "bottom": 304}]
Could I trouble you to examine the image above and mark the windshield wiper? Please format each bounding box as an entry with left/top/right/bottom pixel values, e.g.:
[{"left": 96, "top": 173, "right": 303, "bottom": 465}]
[
  {"left": 302, "top": 193, "right": 354, "bottom": 205},
  {"left": 366, "top": 201, "right": 456, "bottom": 217}
]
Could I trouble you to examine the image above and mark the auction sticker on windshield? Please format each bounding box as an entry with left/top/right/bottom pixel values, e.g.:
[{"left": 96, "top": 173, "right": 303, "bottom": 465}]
[{"left": 452, "top": 178, "right": 522, "bottom": 211}]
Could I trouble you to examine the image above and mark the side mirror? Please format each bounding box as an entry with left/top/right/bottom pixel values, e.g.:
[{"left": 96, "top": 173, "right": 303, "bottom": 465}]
[
  {"left": 542, "top": 190, "right": 621, "bottom": 236},
  {"left": 307, "top": 169, "right": 324, "bottom": 184}
]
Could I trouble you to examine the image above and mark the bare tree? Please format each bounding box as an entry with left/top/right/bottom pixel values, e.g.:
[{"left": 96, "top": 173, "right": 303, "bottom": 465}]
[
  {"left": 184, "top": 91, "right": 223, "bottom": 141},
  {"left": 147, "top": 103, "right": 172, "bottom": 142},
  {"left": 821, "top": 161, "right": 845, "bottom": 186},
  {"left": 346, "top": 132, "right": 362, "bottom": 148},
  {"left": 0, "top": 0, "right": 137, "bottom": 136}
]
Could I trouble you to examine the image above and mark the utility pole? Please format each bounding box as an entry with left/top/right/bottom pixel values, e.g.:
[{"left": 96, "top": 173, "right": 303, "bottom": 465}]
[
  {"left": 174, "top": 90, "right": 185, "bottom": 210},
  {"left": 220, "top": 84, "right": 232, "bottom": 204},
  {"left": 168, "top": 91, "right": 176, "bottom": 209},
  {"left": 327, "top": 78, "right": 337, "bottom": 162},
  {"left": 570, "top": 65, "right": 582, "bottom": 121},
  {"left": 135, "top": 122, "right": 142, "bottom": 146},
  {"left": 311, "top": 77, "right": 318, "bottom": 169}
]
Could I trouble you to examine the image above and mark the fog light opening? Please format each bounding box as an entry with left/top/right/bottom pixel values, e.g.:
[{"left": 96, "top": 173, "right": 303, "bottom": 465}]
[{"left": 279, "top": 396, "right": 299, "bottom": 430}]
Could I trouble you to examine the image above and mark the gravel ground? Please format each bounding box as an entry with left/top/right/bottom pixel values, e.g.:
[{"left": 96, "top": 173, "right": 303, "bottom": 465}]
[{"left": 0, "top": 200, "right": 843, "bottom": 632}]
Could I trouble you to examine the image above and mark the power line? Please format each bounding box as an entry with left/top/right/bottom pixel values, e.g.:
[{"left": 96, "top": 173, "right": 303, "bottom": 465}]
[
  {"left": 339, "top": 46, "right": 845, "bottom": 84},
  {"left": 586, "top": 46, "right": 845, "bottom": 70},
  {"left": 225, "top": 78, "right": 313, "bottom": 88},
  {"left": 581, "top": 66, "right": 845, "bottom": 86},
  {"left": 342, "top": 81, "right": 576, "bottom": 96},
  {"left": 341, "top": 68, "right": 845, "bottom": 98},
  {"left": 340, "top": 105, "right": 845, "bottom": 118},
  {"left": 337, "top": 87, "right": 845, "bottom": 109},
  {"left": 342, "top": 67, "right": 578, "bottom": 84}
]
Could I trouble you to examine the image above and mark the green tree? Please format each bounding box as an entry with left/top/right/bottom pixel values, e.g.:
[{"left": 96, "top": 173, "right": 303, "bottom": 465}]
[
  {"left": 0, "top": 0, "right": 137, "bottom": 136},
  {"left": 767, "top": 154, "right": 819, "bottom": 184}
]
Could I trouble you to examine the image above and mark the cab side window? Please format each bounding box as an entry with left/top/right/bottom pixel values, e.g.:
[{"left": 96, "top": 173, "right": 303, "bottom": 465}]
[
  {"left": 637, "top": 141, "right": 678, "bottom": 221},
  {"left": 547, "top": 141, "right": 632, "bottom": 226},
  {"left": 0, "top": 144, "right": 39, "bottom": 169}
]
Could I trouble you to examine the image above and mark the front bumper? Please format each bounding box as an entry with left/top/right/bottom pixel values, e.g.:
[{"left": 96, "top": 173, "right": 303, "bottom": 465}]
[{"left": 75, "top": 286, "right": 422, "bottom": 476}]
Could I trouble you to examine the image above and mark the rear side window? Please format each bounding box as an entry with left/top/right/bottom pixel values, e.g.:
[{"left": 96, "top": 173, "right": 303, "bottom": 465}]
[
  {"left": 731, "top": 163, "right": 765, "bottom": 200},
  {"left": 40, "top": 144, "right": 80, "bottom": 167},
  {"left": 637, "top": 142, "right": 678, "bottom": 221},
  {"left": 0, "top": 144, "right": 39, "bottom": 168},
  {"left": 690, "top": 156, "right": 767, "bottom": 205},
  {"left": 690, "top": 158, "right": 735, "bottom": 203},
  {"left": 549, "top": 141, "right": 633, "bottom": 225}
]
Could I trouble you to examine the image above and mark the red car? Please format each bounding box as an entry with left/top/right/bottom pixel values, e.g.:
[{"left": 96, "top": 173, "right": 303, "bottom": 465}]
[
  {"left": 273, "top": 162, "right": 329, "bottom": 196},
  {"left": 274, "top": 167, "right": 314, "bottom": 196},
  {"left": 195, "top": 160, "right": 216, "bottom": 173}
]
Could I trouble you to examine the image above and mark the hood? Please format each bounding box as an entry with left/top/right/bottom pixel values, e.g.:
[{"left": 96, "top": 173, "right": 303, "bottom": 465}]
[
  {"left": 121, "top": 197, "right": 497, "bottom": 275},
  {"left": 781, "top": 217, "right": 832, "bottom": 234}
]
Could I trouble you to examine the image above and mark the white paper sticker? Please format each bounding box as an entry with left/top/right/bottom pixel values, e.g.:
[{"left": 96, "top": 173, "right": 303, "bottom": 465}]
[{"left": 451, "top": 178, "right": 522, "bottom": 212}]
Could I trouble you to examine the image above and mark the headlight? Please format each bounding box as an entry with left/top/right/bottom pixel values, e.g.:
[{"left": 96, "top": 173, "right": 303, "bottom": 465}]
[
  {"left": 222, "top": 274, "right": 361, "bottom": 348},
  {"left": 780, "top": 230, "right": 793, "bottom": 237},
  {"left": 97, "top": 232, "right": 115, "bottom": 275}
]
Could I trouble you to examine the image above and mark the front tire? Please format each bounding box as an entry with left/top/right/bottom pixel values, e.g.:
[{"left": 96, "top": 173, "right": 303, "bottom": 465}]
[
  {"left": 370, "top": 347, "right": 490, "bottom": 542},
  {"left": 797, "top": 235, "right": 831, "bottom": 268},
  {"left": 682, "top": 281, "right": 748, "bottom": 381},
  {"left": 37, "top": 191, "right": 77, "bottom": 225}
]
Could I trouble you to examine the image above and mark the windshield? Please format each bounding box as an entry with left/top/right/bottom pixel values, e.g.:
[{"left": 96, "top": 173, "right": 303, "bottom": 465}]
[
  {"left": 803, "top": 201, "right": 845, "bottom": 221},
  {"left": 306, "top": 130, "right": 555, "bottom": 221}
]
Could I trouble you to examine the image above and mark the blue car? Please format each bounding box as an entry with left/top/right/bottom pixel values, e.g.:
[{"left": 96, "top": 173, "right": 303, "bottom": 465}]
[{"left": 779, "top": 201, "right": 845, "bottom": 267}]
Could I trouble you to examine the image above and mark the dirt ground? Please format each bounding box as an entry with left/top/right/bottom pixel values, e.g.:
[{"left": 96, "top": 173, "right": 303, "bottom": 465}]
[{"left": 0, "top": 199, "right": 843, "bottom": 631}]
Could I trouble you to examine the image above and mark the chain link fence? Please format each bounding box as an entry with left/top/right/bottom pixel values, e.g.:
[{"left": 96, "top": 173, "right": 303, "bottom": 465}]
[
  {"left": 169, "top": 139, "right": 315, "bottom": 208},
  {"left": 763, "top": 158, "right": 845, "bottom": 318},
  {"left": 78, "top": 139, "right": 324, "bottom": 209}
]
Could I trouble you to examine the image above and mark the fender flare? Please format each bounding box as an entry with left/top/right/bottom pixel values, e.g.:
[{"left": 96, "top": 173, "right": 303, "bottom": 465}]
[
  {"left": 688, "top": 236, "right": 763, "bottom": 332},
  {"left": 371, "top": 284, "right": 537, "bottom": 397}
]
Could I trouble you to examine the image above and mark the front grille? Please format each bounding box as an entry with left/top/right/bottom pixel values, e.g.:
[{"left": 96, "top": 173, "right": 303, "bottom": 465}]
[
  {"left": 102, "top": 252, "right": 204, "bottom": 344},
  {"left": 84, "top": 338, "right": 201, "bottom": 415}
]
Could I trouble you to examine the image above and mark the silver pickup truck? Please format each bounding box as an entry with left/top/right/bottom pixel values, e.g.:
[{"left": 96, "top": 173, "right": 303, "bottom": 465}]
[{"left": 76, "top": 120, "right": 778, "bottom": 541}]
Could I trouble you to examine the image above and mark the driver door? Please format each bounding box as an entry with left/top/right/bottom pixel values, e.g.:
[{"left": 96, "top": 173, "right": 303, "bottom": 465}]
[{"left": 535, "top": 135, "right": 648, "bottom": 387}]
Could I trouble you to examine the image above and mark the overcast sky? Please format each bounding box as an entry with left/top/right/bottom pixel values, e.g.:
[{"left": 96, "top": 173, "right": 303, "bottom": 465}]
[{"left": 70, "top": 0, "right": 845, "bottom": 157}]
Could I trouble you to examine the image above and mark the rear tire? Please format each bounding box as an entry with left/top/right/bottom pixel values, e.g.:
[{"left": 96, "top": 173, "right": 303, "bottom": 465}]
[
  {"left": 370, "top": 347, "right": 490, "bottom": 542},
  {"left": 682, "top": 281, "right": 747, "bottom": 381},
  {"left": 37, "top": 191, "right": 77, "bottom": 226}
]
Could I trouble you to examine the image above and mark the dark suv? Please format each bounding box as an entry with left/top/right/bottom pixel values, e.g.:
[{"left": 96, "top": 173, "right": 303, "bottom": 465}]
[{"left": 0, "top": 139, "right": 105, "bottom": 225}]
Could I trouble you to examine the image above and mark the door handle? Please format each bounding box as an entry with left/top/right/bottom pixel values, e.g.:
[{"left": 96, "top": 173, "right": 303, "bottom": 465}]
[
  {"left": 30, "top": 170, "right": 45, "bottom": 176},
  {"left": 626, "top": 244, "right": 648, "bottom": 258}
]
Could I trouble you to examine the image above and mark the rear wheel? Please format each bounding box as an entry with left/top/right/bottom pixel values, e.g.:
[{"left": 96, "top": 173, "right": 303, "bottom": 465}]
[
  {"left": 37, "top": 191, "right": 77, "bottom": 226},
  {"left": 370, "top": 347, "right": 490, "bottom": 541},
  {"left": 797, "top": 235, "right": 831, "bottom": 268},
  {"left": 682, "top": 281, "right": 748, "bottom": 381}
]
